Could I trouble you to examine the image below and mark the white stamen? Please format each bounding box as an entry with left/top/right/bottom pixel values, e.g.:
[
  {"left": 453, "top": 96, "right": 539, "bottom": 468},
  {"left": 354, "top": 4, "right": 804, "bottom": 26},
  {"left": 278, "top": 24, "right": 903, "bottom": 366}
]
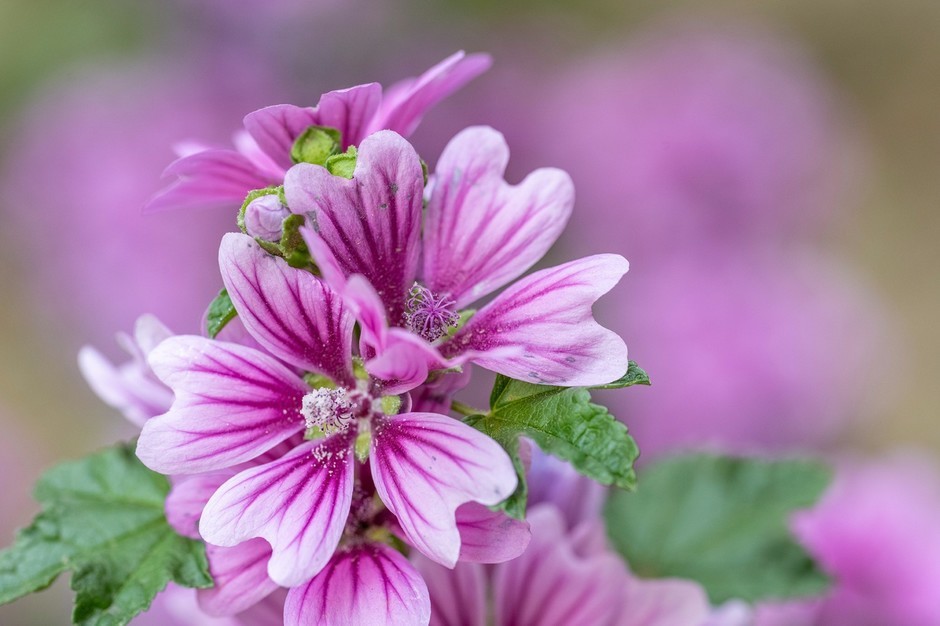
[{"left": 302, "top": 388, "right": 353, "bottom": 436}]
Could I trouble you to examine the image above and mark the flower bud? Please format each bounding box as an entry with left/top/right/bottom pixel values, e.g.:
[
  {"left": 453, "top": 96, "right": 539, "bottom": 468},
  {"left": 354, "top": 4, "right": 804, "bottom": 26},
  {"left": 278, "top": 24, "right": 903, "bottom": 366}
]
[{"left": 243, "top": 194, "right": 289, "bottom": 242}]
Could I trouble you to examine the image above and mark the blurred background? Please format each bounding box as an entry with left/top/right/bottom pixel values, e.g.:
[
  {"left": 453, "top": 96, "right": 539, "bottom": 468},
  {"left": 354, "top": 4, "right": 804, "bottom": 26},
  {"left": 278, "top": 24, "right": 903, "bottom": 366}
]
[{"left": 1, "top": 0, "right": 939, "bottom": 623}]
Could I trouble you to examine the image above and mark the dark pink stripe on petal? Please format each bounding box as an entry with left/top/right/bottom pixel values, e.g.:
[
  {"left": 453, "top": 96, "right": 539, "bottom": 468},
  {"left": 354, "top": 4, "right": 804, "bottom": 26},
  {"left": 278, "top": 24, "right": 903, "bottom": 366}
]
[
  {"left": 410, "top": 556, "right": 486, "bottom": 626},
  {"left": 423, "top": 126, "right": 574, "bottom": 308},
  {"left": 199, "top": 435, "right": 355, "bottom": 587},
  {"left": 316, "top": 83, "right": 383, "bottom": 148},
  {"left": 138, "top": 336, "right": 307, "bottom": 474},
  {"left": 284, "top": 131, "right": 423, "bottom": 323},
  {"left": 455, "top": 502, "right": 531, "bottom": 564},
  {"left": 284, "top": 544, "right": 430, "bottom": 626},
  {"left": 445, "top": 254, "right": 630, "bottom": 387},
  {"left": 220, "top": 233, "right": 355, "bottom": 385},
  {"left": 370, "top": 413, "right": 518, "bottom": 567}
]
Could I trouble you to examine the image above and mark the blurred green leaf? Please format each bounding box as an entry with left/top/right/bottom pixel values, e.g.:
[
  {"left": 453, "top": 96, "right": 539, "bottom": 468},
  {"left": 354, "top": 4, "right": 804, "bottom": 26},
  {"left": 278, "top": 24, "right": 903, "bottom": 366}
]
[{"left": 605, "top": 454, "right": 832, "bottom": 603}]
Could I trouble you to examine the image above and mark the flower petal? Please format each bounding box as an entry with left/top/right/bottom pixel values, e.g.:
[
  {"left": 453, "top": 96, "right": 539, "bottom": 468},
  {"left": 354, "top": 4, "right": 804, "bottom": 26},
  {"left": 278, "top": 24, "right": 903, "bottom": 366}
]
[
  {"left": 368, "top": 51, "right": 492, "bottom": 137},
  {"left": 455, "top": 502, "right": 531, "bottom": 563},
  {"left": 614, "top": 576, "right": 711, "bottom": 626},
  {"left": 198, "top": 539, "right": 279, "bottom": 617},
  {"left": 199, "top": 436, "right": 355, "bottom": 587},
  {"left": 284, "top": 544, "right": 430, "bottom": 626},
  {"left": 423, "top": 126, "right": 574, "bottom": 307},
  {"left": 243, "top": 84, "right": 382, "bottom": 168},
  {"left": 219, "top": 232, "right": 355, "bottom": 385},
  {"left": 165, "top": 472, "right": 233, "bottom": 539},
  {"left": 411, "top": 556, "right": 486, "bottom": 626},
  {"left": 370, "top": 412, "right": 517, "bottom": 567},
  {"left": 493, "top": 506, "right": 630, "bottom": 626},
  {"left": 139, "top": 336, "right": 307, "bottom": 474},
  {"left": 445, "top": 254, "right": 630, "bottom": 386},
  {"left": 144, "top": 149, "right": 276, "bottom": 213},
  {"left": 284, "top": 130, "right": 423, "bottom": 322}
]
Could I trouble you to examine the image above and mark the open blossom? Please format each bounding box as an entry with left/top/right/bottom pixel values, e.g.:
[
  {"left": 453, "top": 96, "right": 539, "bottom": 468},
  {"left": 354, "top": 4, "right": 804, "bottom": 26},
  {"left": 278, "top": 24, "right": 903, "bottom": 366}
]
[
  {"left": 286, "top": 126, "right": 629, "bottom": 390},
  {"left": 146, "top": 51, "right": 491, "bottom": 213}
]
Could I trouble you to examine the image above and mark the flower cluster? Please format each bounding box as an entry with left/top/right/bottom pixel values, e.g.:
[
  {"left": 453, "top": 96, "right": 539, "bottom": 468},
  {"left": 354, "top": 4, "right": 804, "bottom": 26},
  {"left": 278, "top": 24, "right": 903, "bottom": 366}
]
[{"left": 82, "top": 52, "right": 635, "bottom": 625}]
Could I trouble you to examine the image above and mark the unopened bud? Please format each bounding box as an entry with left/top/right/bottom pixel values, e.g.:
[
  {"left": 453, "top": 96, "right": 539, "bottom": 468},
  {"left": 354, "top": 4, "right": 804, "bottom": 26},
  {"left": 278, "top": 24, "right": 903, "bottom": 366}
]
[{"left": 244, "top": 194, "right": 289, "bottom": 242}]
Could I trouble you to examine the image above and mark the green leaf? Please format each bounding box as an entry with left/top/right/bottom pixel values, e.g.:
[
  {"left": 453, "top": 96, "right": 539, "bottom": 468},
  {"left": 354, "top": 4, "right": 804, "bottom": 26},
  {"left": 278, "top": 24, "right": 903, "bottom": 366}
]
[
  {"left": 605, "top": 454, "right": 832, "bottom": 603},
  {"left": 466, "top": 366, "right": 642, "bottom": 519},
  {"left": 205, "top": 289, "right": 237, "bottom": 339},
  {"left": 290, "top": 125, "right": 341, "bottom": 166},
  {"left": 0, "top": 443, "right": 212, "bottom": 625},
  {"left": 591, "top": 361, "right": 650, "bottom": 389}
]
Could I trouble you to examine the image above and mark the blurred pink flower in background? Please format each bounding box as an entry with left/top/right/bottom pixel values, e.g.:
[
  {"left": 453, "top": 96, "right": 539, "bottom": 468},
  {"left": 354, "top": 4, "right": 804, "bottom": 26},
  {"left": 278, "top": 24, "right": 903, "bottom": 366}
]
[
  {"left": 460, "top": 20, "right": 892, "bottom": 457},
  {"left": 757, "top": 453, "right": 940, "bottom": 626},
  {"left": 0, "top": 55, "right": 280, "bottom": 351}
]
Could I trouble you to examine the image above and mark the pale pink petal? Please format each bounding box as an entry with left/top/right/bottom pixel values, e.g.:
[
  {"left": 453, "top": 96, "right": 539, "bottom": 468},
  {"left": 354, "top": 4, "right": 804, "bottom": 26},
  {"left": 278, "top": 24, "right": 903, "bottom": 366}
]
[
  {"left": 423, "top": 126, "right": 574, "bottom": 307},
  {"left": 411, "top": 368, "right": 472, "bottom": 414},
  {"left": 284, "top": 544, "right": 430, "bottom": 626},
  {"left": 615, "top": 576, "right": 711, "bottom": 626},
  {"left": 494, "top": 506, "right": 630, "bottom": 626},
  {"left": 78, "top": 346, "right": 170, "bottom": 427},
  {"left": 198, "top": 540, "right": 279, "bottom": 617},
  {"left": 144, "top": 149, "right": 276, "bottom": 213},
  {"left": 445, "top": 254, "right": 630, "bottom": 386},
  {"left": 370, "top": 412, "right": 517, "bottom": 567},
  {"left": 284, "top": 130, "right": 423, "bottom": 322},
  {"left": 219, "top": 233, "right": 355, "bottom": 385},
  {"left": 199, "top": 436, "right": 355, "bottom": 587},
  {"left": 411, "top": 556, "right": 486, "bottom": 626},
  {"left": 165, "top": 472, "right": 233, "bottom": 539},
  {"left": 455, "top": 502, "right": 531, "bottom": 563},
  {"left": 139, "top": 337, "right": 307, "bottom": 474},
  {"left": 368, "top": 51, "right": 492, "bottom": 137}
]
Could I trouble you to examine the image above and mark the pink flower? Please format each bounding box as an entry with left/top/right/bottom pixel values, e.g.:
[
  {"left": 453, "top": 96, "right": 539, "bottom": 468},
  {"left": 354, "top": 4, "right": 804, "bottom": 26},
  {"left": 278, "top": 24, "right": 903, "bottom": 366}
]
[
  {"left": 758, "top": 454, "right": 940, "bottom": 626},
  {"left": 414, "top": 504, "right": 714, "bottom": 626},
  {"left": 137, "top": 233, "right": 520, "bottom": 590},
  {"left": 146, "top": 51, "right": 491, "bottom": 213},
  {"left": 286, "top": 126, "right": 629, "bottom": 390}
]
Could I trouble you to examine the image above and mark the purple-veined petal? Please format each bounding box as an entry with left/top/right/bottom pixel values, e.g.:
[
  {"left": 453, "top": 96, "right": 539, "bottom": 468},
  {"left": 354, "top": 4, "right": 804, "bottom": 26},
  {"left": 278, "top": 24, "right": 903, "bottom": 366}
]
[
  {"left": 198, "top": 539, "right": 279, "bottom": 617},
  {"left": 411, "top": 368, "right": 472, "bottom": 414},
  {"left": 411, "top": 556, "right": 486, "bottom": 626},
  {"left": 139, "top": 336, "right": 307, "bottom": 474},
  {"left": 199, "top": 436, "right": 355, "bottom": 587},
  {"left": 165, "top": 472, "right": 232, "bottom": 539},
  {"left": 284, "top": 543, "right": 430, "bottom": 626},
  {"left": 368, "top": 51, "right": 492, "bottom": 138},
  {"left": 455, "top": 502, "right": 531, "bottom": 563},
  {"left": 445, "top": 254, "right": 630, "bottom": 387},
  {"left": 423, "top": 126, "right": 574, "bottom": 307},
  {"left": 219, "top": 233, "right": 355, "bottom": 385},
  {"left": 144, "top": 149, "right": 276, "bottom": 213},
  {"left": 243, "top": 104, "right": 320, "bottom": 171},
  {"left": 365, "top": 328, "right": 447, "bottom": 396},
  {"left": 493, "top": 505, "right": 630, "bottom": 626},
  {"left": 284, "top": 131, "right": 423, "bottom": 322},
  {"left": 370, "top": 412, "right": 517, "bottom": 567},
  {"left": 316, "top": 84, "right": 383, "bottom": 148}
]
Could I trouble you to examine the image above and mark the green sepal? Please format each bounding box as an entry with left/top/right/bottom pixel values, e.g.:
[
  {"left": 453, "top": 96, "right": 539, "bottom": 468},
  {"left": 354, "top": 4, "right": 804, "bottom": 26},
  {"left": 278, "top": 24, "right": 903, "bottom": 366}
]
[
  {"left": 0, "top": 443, "right": 212, "bottom": 625},
  {"left": 465, "top": 364, "right": 645, "bottom": 519},
  {"left": 303, "top": 373, "right": 337, "bottom": 389},
  {"left": 290, "top": 125, "right": 341, "bottom": 166},
  {"left": 325, "top": 145, "right": 358, "bottom": 179},
  {"left": 605, "top": 454, "right": 832, "bottom": 603},
  {"left": 278, "top": 213, "right": 312, "bottom": 268},
  {"left": 205, "top": 289, "right": 237, "bottom": 339},
  {"left": 355, "top": 431, "right": 372, "bottom": 462}
]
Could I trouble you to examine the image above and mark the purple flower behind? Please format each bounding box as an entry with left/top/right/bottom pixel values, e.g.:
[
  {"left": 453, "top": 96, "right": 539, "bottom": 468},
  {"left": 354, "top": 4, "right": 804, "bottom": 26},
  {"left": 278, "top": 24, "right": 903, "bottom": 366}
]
[
  {"left": 758, "top": 454, "right": 940, "bottom": 626},
  {"left": 0, "top": 61, "right": 272, "bottom": 346}
]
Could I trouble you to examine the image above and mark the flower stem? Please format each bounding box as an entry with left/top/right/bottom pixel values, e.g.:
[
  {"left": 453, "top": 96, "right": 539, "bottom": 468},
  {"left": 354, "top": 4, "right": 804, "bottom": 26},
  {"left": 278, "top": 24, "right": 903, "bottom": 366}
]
[{"left": 451, "top": 400, "right": 486, "bottom": 417}]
